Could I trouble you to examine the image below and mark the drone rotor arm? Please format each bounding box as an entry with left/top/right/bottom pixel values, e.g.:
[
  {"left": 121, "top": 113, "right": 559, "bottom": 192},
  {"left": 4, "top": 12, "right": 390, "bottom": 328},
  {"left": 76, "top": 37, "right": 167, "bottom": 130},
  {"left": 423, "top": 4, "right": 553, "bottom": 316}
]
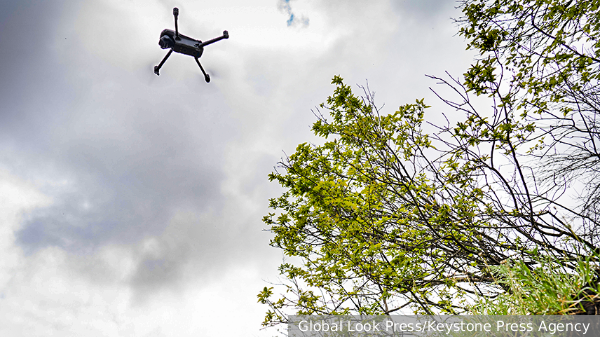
[
  {"left": 194, "top": 57, "right": 210, "bottom": 83},
  {"left": 197, "top": 30, "right": 229, "bottom": 48},
  {"left": 173, "top": 8, "right": 180, "bottom": 40},
  {"left": 154, "top": 49, "right": 173, "bottom": 75}
]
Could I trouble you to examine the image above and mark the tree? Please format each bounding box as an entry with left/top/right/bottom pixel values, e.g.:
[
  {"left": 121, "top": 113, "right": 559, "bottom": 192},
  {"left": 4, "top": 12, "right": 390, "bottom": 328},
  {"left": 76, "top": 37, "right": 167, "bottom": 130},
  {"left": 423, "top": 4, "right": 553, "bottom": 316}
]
[
  {"left": 458, "top": 0, "right": 600, "bottom": 234},
  {"left": 258, "top": 0, "right": 600, "bottom": 324}
]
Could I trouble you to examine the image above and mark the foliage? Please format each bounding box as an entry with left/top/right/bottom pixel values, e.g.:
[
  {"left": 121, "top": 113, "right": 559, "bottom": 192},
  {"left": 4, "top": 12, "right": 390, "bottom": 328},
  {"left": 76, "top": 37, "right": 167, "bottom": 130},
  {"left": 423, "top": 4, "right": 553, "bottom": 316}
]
[
  {"left": 258, "top": 0, "right": 600, "bottom": 324},
  {"left": 469, "top": 255, "right": 600, "bottom": 315}
]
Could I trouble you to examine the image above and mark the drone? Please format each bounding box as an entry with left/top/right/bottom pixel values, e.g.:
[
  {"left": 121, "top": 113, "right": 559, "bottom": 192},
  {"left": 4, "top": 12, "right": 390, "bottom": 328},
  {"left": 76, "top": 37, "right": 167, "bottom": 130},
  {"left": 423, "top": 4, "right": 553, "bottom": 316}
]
[{"left": 154, "top": 7, "right": 229, "bottom": 82}]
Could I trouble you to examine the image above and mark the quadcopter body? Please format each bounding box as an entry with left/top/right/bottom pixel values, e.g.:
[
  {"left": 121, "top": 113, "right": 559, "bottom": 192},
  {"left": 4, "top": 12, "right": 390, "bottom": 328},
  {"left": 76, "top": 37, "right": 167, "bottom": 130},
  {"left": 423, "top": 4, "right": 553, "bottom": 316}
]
[{"left": 154, "top": 8, "right": 229, "bottom": 83}]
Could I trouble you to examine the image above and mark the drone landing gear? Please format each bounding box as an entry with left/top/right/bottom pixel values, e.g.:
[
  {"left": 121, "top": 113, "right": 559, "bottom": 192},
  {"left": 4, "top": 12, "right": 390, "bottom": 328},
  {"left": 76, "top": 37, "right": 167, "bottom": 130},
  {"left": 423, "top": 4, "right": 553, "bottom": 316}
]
[
  {"left": 154, "top": 49, "right": 173, "bottom": 76},
  {"left": 194, "top": 57, "right": 210, "bottom": 83}
]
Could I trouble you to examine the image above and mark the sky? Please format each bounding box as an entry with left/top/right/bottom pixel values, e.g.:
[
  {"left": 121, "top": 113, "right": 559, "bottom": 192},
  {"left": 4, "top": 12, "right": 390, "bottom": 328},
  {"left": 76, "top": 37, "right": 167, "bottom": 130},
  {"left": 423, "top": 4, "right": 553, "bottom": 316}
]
[{"left": 0, "top": 0, "right": 475, "bottom": 336}]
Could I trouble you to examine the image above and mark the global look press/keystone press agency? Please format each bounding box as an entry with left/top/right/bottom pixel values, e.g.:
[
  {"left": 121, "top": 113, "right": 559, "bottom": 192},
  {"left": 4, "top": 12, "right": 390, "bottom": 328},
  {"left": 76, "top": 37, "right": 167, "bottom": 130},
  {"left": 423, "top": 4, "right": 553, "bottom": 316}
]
[{"left": 297, "top": 318, "right": 592, "bottom": 335}]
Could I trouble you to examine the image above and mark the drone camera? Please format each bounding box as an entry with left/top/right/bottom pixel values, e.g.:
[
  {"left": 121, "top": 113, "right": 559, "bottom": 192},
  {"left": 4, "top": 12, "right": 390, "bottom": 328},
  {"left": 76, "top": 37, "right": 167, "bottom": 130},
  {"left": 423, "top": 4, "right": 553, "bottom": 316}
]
[{"left": 159, "top": 35, "right": 175, "bottom": 49}]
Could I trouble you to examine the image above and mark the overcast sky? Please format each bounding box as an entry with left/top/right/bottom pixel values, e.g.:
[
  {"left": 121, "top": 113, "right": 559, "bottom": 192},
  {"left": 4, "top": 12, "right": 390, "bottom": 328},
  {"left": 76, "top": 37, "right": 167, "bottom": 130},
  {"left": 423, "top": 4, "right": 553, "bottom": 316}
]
[{"left": 0, "top": 0, "right": 474, "bottom": 336}]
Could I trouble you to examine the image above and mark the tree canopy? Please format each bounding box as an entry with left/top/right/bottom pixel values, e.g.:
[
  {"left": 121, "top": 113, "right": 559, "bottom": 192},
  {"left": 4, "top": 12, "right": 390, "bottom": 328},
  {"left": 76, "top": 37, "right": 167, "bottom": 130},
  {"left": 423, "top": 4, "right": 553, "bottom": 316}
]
[{"left": 258, "top": 0, "right": 600, "bottom": 323}]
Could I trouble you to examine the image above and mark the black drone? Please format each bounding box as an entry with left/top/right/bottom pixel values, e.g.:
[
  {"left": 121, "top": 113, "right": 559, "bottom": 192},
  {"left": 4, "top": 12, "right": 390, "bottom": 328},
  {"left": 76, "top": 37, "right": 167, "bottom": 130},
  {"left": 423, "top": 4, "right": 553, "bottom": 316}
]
[{"left": 154, "top": 7, "right": 229, "bottom": 82}]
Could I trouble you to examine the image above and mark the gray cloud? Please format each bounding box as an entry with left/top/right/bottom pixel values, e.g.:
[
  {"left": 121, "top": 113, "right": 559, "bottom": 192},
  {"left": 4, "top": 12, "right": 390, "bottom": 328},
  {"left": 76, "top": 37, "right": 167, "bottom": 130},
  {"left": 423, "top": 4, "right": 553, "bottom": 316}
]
[
  {"left": 0, "top": 1, "right": 245, "bottom": 294},
  {"left": 12, "top": 73, "right": 233, "bottom": 253},
  {"left": 393, "top": 0, "right": 457, "bottom": 19}
]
